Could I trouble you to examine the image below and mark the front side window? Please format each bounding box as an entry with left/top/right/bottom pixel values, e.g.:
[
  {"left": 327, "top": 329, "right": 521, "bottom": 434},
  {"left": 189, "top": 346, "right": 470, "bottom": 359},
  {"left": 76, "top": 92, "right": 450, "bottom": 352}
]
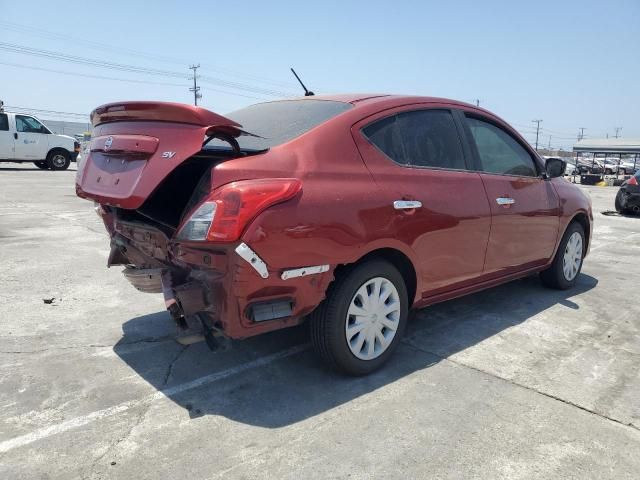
[
  {"left": 0, "top": 114, "right": 8, "bottom": 131},
  {"left": 466, "top": 117, "right": 537, "bottom": 177},
  {"left": 362, "top": 109, "right": 466, "bottom": 170},
  {"left": 16, "top": 115, "right": 49, "bottom": 134}
]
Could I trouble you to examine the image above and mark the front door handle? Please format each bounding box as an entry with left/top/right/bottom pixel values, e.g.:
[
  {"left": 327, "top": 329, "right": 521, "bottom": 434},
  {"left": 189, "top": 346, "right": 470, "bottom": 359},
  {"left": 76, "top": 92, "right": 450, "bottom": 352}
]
[
  {"left": 14, "top": 133, "right": 18, "bottom": 140},
  {"left": 394, "top": 200, "right": 422, "bottom": 210},
  {"left": 496, "top": 197, "right": 515, "bottom": 206}
]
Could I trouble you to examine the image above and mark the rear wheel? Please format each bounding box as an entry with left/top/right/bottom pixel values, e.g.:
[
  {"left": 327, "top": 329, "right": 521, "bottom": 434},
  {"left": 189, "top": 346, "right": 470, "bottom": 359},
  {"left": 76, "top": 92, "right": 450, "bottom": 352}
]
[
  {"left": 310, "top": 260, "right": 408, "bottom": 375},
  {"left": 615, "top": 190, "right": 626, "bottom": 213},
  {"left": 33, "top": 161, "right": 49, "bottom": 170},
  {"left": 540, "top": 222, "right": 585, "bottom": 290},
  {"left": 47, "top": 150, "right": 71, "bottom": 170}
]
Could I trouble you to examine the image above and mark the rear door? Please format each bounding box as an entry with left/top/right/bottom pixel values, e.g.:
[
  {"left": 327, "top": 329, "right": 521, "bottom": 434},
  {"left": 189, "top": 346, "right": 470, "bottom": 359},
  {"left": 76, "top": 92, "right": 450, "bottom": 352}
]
[
  {"left": 13, "top": 115, "right": 50, "bottom": 160},
  {"left": 461, "top": 113, "right": 560, "bottom": 275},
  {"left": 353, "top": 106, "right": 491, "bottom": 297},
  {"left": 0, "top": 113, "right": 14, "bottom": 159}
]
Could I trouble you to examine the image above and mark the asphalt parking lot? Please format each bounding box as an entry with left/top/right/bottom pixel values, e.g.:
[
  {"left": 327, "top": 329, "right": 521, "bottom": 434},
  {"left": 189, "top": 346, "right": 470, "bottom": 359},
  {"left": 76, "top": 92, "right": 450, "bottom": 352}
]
[{"left": 1, "top": 164, "right": 639, "bottom": 479}]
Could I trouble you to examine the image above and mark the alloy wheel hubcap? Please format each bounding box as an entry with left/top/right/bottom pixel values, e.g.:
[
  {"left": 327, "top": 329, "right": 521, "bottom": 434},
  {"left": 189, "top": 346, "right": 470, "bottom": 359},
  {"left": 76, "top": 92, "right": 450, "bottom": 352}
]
[
  {"left": 345, "top": 276, "right": 401, "bottom": 361},
  {"left": 52, "top": 155, "right": 66, "bottom": 167},
  {"left": 562, "top": 232, "right": 583, "bottom": 281}
]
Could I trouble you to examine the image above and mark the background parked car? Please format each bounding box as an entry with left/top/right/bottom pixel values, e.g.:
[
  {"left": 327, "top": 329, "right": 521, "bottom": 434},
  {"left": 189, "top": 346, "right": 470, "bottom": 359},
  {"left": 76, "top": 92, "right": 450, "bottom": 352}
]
[{"left": 615, "top": 170, "right": 640, "bottom": 214}]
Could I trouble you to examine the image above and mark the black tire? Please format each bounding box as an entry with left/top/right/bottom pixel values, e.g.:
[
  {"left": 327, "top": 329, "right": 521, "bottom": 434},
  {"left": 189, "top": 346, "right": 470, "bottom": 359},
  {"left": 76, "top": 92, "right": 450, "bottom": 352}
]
[
  {"left": 33, "top": 161, "right": 49, "bottom": 170},
  {"left": 47, "top": 150, "right": 71, "bottom": 170},
  {"left": 540, "top": 222, "right": 585, "bottom": 290},
  {"left": 615, "top": 190, "right": 626, "bottom": 213},
  {"left": 309, "top": 259, "right": 409, "bottom": 376}
]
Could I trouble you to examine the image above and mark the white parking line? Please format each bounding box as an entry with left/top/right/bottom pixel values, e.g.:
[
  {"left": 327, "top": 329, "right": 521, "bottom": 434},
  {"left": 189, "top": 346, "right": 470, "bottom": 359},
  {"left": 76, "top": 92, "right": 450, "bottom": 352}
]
[{"left": 0, "top": 344, "right": 309, "bottom": 454}]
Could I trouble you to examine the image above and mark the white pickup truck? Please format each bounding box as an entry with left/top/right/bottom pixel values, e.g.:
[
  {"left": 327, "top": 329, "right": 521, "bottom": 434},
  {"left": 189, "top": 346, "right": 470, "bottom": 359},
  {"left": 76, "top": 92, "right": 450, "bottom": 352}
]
[{"left": 0, "top": 108, "right": 79, "bottom": 170}]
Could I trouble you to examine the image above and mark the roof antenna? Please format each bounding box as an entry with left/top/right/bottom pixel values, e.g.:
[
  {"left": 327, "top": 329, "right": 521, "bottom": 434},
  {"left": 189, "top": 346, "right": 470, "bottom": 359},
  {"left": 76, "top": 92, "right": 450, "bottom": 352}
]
[{"left": 290, "top": 68, "right": 314, "bottom": 96}]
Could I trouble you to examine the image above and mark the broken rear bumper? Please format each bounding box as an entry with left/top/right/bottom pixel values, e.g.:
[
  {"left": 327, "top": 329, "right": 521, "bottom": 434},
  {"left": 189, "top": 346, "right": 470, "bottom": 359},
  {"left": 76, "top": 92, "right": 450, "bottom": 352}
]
[{"left": 109, "top": 219, "right": 334, "bottom": 340}]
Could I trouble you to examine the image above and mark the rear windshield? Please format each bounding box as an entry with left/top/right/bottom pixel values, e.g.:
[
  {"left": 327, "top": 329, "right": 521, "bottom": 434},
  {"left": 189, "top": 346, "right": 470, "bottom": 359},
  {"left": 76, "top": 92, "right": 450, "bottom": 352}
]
[{"left": 211, "top": 99, "right": 352, "bottom": 151}]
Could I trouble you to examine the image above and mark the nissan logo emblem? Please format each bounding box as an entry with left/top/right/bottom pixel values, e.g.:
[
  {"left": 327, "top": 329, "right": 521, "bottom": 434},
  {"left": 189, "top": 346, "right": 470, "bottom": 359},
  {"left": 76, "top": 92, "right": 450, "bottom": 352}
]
[{"left": 104, "top": 136, "right": 113, "bottom": 150}]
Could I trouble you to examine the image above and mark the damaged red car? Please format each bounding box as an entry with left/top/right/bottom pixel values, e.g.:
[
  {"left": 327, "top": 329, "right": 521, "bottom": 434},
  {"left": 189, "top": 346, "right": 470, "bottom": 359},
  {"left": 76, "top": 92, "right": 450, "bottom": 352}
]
[{"left": 76, "top": 95, "right": 593, "bottom": 375}]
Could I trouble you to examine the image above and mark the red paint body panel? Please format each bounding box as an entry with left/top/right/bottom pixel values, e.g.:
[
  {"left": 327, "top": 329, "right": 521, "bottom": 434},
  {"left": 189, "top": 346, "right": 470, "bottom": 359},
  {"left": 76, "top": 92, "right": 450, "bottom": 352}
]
[
  {"left": 77, "top": 95, "right": 593, "bottom": 340},
  {"left": 77, "top": 121, "right": 208, "bottom": 208},
  {"left": 480, "top": 174, "right": 560, "bottom": 275}
]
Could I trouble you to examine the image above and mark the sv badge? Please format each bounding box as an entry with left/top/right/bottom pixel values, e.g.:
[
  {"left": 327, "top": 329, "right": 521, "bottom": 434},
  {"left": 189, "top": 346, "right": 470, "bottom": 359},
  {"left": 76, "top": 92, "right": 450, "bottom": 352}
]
[{"left": 161, "top": 151, "right": 176, "bottom": 159}]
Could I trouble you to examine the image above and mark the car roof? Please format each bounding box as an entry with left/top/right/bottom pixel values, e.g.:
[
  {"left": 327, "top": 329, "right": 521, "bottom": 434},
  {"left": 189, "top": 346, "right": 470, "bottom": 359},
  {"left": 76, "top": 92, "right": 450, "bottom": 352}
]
[{"left": 295, "top": 93, "right": 479, "bottom": 109}]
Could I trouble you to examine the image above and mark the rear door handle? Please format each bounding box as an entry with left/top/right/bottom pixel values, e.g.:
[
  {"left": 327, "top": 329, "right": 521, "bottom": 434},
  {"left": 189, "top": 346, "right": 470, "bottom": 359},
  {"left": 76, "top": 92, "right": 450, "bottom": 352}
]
[
  {"left": 14, "top": 133, "right": 18, "bottom": 140},
  {"left": 394, "top": 200, "right": 422, "bottom": 210},
  {"left": 496, "top": 197, "right": 515, "bottom": 206}
]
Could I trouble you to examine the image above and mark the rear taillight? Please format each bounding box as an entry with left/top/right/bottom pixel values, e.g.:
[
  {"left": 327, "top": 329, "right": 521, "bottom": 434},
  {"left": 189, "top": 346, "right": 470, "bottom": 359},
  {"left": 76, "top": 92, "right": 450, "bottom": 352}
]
[
  {"left": 628, "top": 176, "right": 638, "bottom": 185},
  {"left": 177, "top": 178, "right": 302, "bottom": 242}
]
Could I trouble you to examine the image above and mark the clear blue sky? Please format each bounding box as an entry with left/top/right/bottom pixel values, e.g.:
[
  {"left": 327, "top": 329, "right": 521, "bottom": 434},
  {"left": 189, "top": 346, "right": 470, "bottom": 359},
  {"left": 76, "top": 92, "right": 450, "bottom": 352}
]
[{"left": 1, "top": 0, "right": 638, "bottom": 149}]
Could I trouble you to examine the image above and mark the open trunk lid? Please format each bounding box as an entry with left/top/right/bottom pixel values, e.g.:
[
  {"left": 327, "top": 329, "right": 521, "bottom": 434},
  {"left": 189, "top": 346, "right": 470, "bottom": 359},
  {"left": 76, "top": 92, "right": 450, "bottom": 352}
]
[{"left": 76, "top": 101, "right": 247, "bottom": 210}]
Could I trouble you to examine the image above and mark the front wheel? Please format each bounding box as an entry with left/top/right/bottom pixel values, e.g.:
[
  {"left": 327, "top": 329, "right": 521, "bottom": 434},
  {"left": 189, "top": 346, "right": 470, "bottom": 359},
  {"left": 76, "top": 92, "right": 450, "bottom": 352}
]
[
  {"left": 540, "top": 222, "right": 585, "bottom": 290},
  {"left": 47, "top": 150, "right": 71, "bottom": 170},
  {"left": 310, "top": 259, "right": 408, "bottom": 375},
  {"left": 34, "top": 161, "right": 49, "bottom": 170}
]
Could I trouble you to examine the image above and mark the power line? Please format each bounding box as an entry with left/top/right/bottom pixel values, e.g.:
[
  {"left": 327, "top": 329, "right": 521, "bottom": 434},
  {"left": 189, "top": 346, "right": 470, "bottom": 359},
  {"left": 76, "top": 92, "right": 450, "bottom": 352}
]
[
  {"left": 0, "top": 20, "right": 298, "bottom": 89},
  {"left": 6, "top": 106, "right": 87, "bottom": 117},
  {"left": 0, "top": 61, "right": 189, "bottom": 88},
  {"left": 0, "top": 61, "right": 269, "bottom": 102},
  {"left": 0, "top": 42, "right": 295, "bottom": 98}
]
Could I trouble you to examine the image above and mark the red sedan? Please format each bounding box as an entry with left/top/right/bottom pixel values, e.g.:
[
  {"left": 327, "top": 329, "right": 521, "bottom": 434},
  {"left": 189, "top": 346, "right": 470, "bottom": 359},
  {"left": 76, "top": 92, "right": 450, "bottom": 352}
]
[{"left": 76, "top": 94, "right": 593, "bottom": 375}]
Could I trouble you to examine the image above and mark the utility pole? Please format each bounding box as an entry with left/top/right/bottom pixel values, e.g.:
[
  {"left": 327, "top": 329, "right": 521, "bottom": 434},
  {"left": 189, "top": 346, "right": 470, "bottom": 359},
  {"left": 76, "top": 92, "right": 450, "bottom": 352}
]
[
  {"left": 548, "top": 135, "right": 552, "bottom": 150},
  {"left": 189, "top": 64, "right": 201, "bottom": 106},
  {"left": 475, "top": 99, "right": 480, "bottom": 107},
  {"left": 532, "top": 119, "right": 542, "bottom": 150},
  {"left": 578, "top": 127, "right": 586, "bottom": 141},
  {"left": 614, "top": 127, "right": 622, "bottom": 138}
]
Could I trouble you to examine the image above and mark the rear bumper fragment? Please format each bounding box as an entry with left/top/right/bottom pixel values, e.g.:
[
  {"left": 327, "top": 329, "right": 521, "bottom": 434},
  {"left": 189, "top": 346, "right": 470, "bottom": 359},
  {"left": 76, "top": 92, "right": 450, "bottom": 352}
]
[{"left": 122, "top": 267, "right": 164, "bottom": 293}]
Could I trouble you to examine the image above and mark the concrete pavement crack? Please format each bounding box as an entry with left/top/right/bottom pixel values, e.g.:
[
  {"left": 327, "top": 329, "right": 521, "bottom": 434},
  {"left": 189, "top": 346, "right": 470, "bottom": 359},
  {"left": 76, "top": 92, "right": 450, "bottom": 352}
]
[
  {"left": 402, "top": 339, "right": 639, "bottom": 433},
  {"left": 84, "top": 344, "right": 189, "bottom": 479},
  {"left": 162, "top": 344, "right": 189, "bottom": 387}
]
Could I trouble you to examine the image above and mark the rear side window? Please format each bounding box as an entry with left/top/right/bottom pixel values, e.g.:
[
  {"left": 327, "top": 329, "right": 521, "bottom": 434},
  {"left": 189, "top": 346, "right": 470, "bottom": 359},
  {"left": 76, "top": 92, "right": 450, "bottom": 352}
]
[
  {"left": 362, "top": 109, "right": 466, "bottom": 170},
  {"left": 0, "top": 113, "right": 8, "bottom": 131},
  {"left": 466, "top": 117, "right": 537, "bottom": 177},
  {"left": 221, "top": 99, "right": 352, "bottom": 151}
]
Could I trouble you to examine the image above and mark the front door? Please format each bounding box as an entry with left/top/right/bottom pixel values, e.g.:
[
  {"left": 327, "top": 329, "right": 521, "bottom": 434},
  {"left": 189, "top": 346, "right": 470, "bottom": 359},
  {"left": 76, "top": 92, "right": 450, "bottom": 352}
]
[
  {"left": 463, "top": 114, "right": 560, "bottom": 275},
  {"left": 13, "top": 115, "right": 50, "bottom": 160},
  {"left": 0, "top": 113, "right": 14, "bottom": 159},
  {"left": 353, "top": 106, "right": 492, "bottom": 296}
]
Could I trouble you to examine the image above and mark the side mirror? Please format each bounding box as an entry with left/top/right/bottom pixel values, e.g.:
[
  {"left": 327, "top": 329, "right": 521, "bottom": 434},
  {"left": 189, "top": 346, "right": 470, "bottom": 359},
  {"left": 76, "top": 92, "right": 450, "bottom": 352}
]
[{"left": 545, "top": 158, "right": 566, "bottom": 178}]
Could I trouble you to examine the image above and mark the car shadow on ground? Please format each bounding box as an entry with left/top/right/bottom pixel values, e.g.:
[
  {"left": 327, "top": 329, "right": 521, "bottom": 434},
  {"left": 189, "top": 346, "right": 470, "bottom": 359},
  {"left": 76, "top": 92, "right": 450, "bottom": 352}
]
[{"left": 114, "top": 273, "right": 597, "bottom": 428}]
